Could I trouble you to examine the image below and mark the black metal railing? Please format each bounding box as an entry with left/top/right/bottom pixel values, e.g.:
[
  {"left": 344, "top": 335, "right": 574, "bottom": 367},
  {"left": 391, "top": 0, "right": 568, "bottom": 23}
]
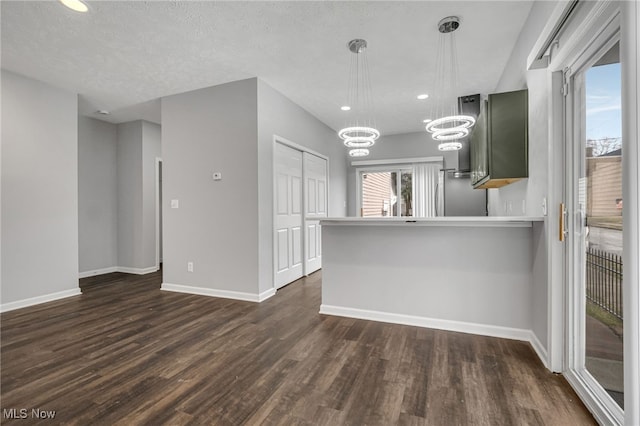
[{"left": 586, "top": 248, "right": 623, "bottom": 320}]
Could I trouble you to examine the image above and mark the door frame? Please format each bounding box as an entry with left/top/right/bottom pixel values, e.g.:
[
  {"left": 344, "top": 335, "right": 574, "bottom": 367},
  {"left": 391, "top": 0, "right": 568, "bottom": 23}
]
[
  {"left": 155, "top": 157, "right": 162, "bottom": 271},
  {"left": 551, "top": 2, "right": 627, "bottom": 424},
  {"left": 563, "top": 37, "right": 624, "bottom": 424},
  {"left": 535, "top": 1, "right": 639, "bottom": 422},
  {"left": 272, "top": 135, "right": 330, "bottom": 291}
]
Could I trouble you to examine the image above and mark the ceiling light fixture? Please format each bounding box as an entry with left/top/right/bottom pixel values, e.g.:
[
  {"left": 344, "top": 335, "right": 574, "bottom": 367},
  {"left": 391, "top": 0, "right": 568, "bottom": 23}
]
[
  {"left": 59, "top": 0, "right": 89, "bottom": 13},
  {"left": 338, "top": 39, "right": 379, "bottom": 158},
  {"left": 438, "top": 141, "right": 463, "bottom": 151},
  {"left": 423, "top": 118, "right": 432, "bottom": 123},
  {"left": 417, "top": 94, "right": 429, "bottom": 100},
  {"left": 341, "top": 105, "right": 351, "bottom": 111},
  {"left": 96, "top": 110, "right": 110, "bottom": 115},
  {"left": 425, "top": 16, "right": 475, "bottom": 151},
  {"left": 349, "top": 148, "right": 370, "bottom": 157}
]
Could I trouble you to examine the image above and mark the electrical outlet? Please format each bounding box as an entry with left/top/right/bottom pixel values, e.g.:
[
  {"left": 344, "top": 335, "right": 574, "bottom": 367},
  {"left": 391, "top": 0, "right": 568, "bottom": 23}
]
[
  {"left": 507, "top": 200, "right": 513, "bottom": 214},
  {"left": 187, "top": 262, "right": 194, "bottom": 272},
  {"left": 542, "top": 197, "right": 547, "bottom": 216}
]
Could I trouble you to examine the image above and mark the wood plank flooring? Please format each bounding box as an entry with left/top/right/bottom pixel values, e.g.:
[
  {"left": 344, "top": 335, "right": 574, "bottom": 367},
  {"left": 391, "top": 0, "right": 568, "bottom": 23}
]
[{"left": 1, "top": 270, "right": 595, "bottom": 425}]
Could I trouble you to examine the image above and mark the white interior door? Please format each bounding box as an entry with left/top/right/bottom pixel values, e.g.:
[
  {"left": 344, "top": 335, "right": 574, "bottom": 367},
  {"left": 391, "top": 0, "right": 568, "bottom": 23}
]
[
  {"left": 303, "top": 152, "right": 327, "bottom": 275},
  {"left": 274, "top": 143, "right": 304, "bottom": 289}
]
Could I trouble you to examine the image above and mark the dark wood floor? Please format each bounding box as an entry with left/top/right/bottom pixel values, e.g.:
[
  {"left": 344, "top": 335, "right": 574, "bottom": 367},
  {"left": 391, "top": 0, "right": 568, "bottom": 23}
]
[{"left": 1, "top": 270, "right": 595, "bottom": 425}]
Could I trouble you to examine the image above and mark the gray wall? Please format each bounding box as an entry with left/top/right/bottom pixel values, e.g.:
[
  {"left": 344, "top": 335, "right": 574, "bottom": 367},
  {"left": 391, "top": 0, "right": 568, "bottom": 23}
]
[
  {"left": 346, "top": 131, "right": 458, "bottom": 216},
  {"left": 78, "top": 116, "right": 118, "bottom": 273},
  {"left": 117, "top": 121, "right": 144, "bottom": 269},
  {"left": 142, "top": 121, "right": 161, "bottom": 268},
  {"left": 116, "top": 120, "right": 161, "bottom": 271},
  {"left": 489, "top": 1, "right": 559, "bottom": 361},
  {"left": 257, "top": 79, "right": 348, "bottom": 293},
  {"left": 161, "top": 79, "right": 260, "bottom": 294},
  {"left": 1, "top": 70, "right": 79, "bottom": 304},
  {"left": 161, "top": 78, "right": 348, "bottom": 296},
  {"left": 322, "top": 224, "right": 534, "bottom": 331},
  {"left": 490, "top": 0, "right": 557, "bottom": 217},
  {"left": 493, "top": 1, "right": 558, "bottom": 94},
  {"left": 79, "top": 118, "right": 159, "bottom": 274}
]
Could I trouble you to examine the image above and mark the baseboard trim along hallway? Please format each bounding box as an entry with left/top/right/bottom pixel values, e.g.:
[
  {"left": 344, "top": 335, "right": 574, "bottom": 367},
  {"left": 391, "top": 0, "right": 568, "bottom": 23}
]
[
  {"left": 0, "top": 288, "right": 82, "bottom": 313},
  {"left": 161, "top": 283, "right": 276, "bottom": 303},
  {"left": 79, "top": 266, "right": 158, "bottom": 278}
]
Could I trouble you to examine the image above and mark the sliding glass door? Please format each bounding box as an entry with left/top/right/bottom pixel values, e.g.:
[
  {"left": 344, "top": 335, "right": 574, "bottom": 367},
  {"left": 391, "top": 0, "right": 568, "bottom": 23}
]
[
  {"left": 359, "top": 168, "right": 412, "bottom": 217},
  {"left": 565, "top": 36, "right": 624, "bottom": 422}
]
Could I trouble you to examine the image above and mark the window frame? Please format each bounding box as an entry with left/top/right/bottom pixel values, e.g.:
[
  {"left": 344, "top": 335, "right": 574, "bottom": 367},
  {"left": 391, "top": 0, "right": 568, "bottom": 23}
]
[{"left": 356, "top": 165, "right": 413, "bottom": 218}]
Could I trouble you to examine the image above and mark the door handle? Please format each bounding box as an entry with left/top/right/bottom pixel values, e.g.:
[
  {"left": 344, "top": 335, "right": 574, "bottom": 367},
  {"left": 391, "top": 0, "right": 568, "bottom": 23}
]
[{"left": 559, "top": 203, "right": 568, "bottom": 241}]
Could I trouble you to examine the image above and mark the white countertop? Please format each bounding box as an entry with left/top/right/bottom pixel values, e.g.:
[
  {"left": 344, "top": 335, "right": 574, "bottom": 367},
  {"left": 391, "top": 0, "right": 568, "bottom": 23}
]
[{"left": 318, "top": 216, "right": 544, "bottom": 228}]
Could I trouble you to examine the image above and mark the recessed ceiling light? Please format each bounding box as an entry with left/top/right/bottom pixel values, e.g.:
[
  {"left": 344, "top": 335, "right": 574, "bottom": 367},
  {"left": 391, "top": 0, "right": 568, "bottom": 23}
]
[
  {"left": 423, "top": 118, "right": 432, "bottom": 123},
  {"left": 96, "top": 110, "right": 110, "bottom": 115},
  {"left": 59, "top": 0, "right": 88, "bottom": 13},
  {"left": 417, "top": 94, "right": 429, "bottom": 100},
  {"left": 341, "top": 105, "right": 351, "bottom": 111}
]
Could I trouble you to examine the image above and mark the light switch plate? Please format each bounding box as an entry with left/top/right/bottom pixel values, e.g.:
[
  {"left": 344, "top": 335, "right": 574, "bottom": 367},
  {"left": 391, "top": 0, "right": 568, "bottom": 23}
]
[{"left": 171, "top": 199, "right": 179, "bottom": 209}]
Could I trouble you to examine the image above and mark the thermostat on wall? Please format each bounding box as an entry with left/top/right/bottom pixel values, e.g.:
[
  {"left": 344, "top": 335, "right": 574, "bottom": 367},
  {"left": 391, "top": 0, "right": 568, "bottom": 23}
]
[{"left": 212, "top": 172, "right": 222, "bottom": 181}]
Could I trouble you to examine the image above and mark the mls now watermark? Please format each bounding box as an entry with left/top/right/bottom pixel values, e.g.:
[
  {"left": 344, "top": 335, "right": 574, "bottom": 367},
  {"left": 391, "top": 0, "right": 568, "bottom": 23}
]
[{"left": 3, "top": 408, "right": 57, "bottom": 420}]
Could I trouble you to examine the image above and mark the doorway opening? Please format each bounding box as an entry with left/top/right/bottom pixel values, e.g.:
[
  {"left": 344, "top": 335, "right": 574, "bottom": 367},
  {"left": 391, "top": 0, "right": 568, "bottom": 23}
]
[{"left": 156, "top": 157, "right": 163, "bottom": 273}]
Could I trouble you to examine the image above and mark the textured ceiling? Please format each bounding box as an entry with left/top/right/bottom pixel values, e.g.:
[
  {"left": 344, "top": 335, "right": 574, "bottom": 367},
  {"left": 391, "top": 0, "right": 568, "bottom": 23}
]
[{"left": 1, "top": 1, "right": 533, "bottom": 135}]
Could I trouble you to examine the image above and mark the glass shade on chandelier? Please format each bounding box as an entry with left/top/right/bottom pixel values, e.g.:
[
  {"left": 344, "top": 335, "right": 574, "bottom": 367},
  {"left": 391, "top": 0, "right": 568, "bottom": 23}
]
[
  {"left": 338, "top": 39, "right": 379, "bottom": 158},
  {"left": 338, "top": 126, "right": 380, "bottom": 149},
  {"left": 425, "top": 16, "right": 475, "bottom": 151},
  {"left": 348, "top": 148, "right": 370, "bottom": 157},
  {"left": 437, "top": 141, "right": 463, "bottom": 151},
  {"left": 425, "top": 115, "right": 475, "bottom": 142}
]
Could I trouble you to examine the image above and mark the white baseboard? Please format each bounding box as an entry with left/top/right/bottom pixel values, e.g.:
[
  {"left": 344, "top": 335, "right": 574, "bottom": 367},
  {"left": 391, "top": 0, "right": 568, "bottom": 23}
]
[
  {"left": 319, "top": 304, "right": 533, "bottom": 343},
  {"left": 258, "top": 288, "right": 277, "bottom": 302},
  {"left": 528, "top": 331, "right": 549, "bottom": 369},
  {"left": 78, "top": 266, "right": 158, "bottom": 278},
  {"left": 116, "top": 266, "right": 159, "bottom": 275},
  {"left": 1, "top": 288, "right": 82, "bottom": 313},
  {"left": 161, "top": 283, "right": 266, "bottom": 303},
  {"left": 78, "top": 267, "right": 118, "bottom": 279}
]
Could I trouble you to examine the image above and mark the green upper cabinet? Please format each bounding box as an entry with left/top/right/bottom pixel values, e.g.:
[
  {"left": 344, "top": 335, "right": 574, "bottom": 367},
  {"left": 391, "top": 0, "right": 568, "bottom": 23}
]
[{"left": 470, "top": 89, "right": 528, "bottom": 189}]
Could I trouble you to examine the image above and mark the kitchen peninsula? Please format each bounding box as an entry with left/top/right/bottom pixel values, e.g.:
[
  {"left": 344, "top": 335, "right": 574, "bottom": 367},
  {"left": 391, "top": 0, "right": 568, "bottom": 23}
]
[{"left": 319, "top": 216, "right": 546, "bottom": 355}]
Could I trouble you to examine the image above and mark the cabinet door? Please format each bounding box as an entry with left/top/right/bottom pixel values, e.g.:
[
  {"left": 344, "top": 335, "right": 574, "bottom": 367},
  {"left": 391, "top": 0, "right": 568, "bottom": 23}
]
[{"left": 488, "top": 90, "right": 528, "bottom": 180}]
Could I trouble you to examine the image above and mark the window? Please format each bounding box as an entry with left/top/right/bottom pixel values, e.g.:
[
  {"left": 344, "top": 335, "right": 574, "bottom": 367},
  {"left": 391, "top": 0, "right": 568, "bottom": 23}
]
[
  {"left": 357, "top": 161, "right": 441, "bottom": 218},
  {"left": 359, "top": 168, "right": 412, "bottom": 217}
]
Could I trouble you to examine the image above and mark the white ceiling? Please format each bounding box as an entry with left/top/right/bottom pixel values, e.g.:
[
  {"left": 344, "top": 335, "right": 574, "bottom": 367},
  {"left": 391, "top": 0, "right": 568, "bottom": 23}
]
[{"left": 1, "top": 1, "right": 533, "bottom": 136}]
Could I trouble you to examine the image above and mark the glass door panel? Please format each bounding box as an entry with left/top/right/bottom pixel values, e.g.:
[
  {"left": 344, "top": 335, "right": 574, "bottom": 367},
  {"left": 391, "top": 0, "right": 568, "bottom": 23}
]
[
  {"left": 360, "top": 169, "right": 414, "bottom": 218},
  {"left": 361, "top": 171, "right": 396, "bottom": 217},
  {"left": 400, "top": 171, "right": 412, "bottom": 217},
  {"left": 576, "top": 42, "right": 624, "bottom": 409}
]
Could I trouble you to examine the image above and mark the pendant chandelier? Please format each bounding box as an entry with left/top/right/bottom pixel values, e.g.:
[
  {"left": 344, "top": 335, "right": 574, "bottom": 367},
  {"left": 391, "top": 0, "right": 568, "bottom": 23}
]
[
  {"left": 426, "top": 16, "right": 475, "bottom": 151},
  {"left": 338, "top": 39, "right": 379, "bottom": 157}
]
